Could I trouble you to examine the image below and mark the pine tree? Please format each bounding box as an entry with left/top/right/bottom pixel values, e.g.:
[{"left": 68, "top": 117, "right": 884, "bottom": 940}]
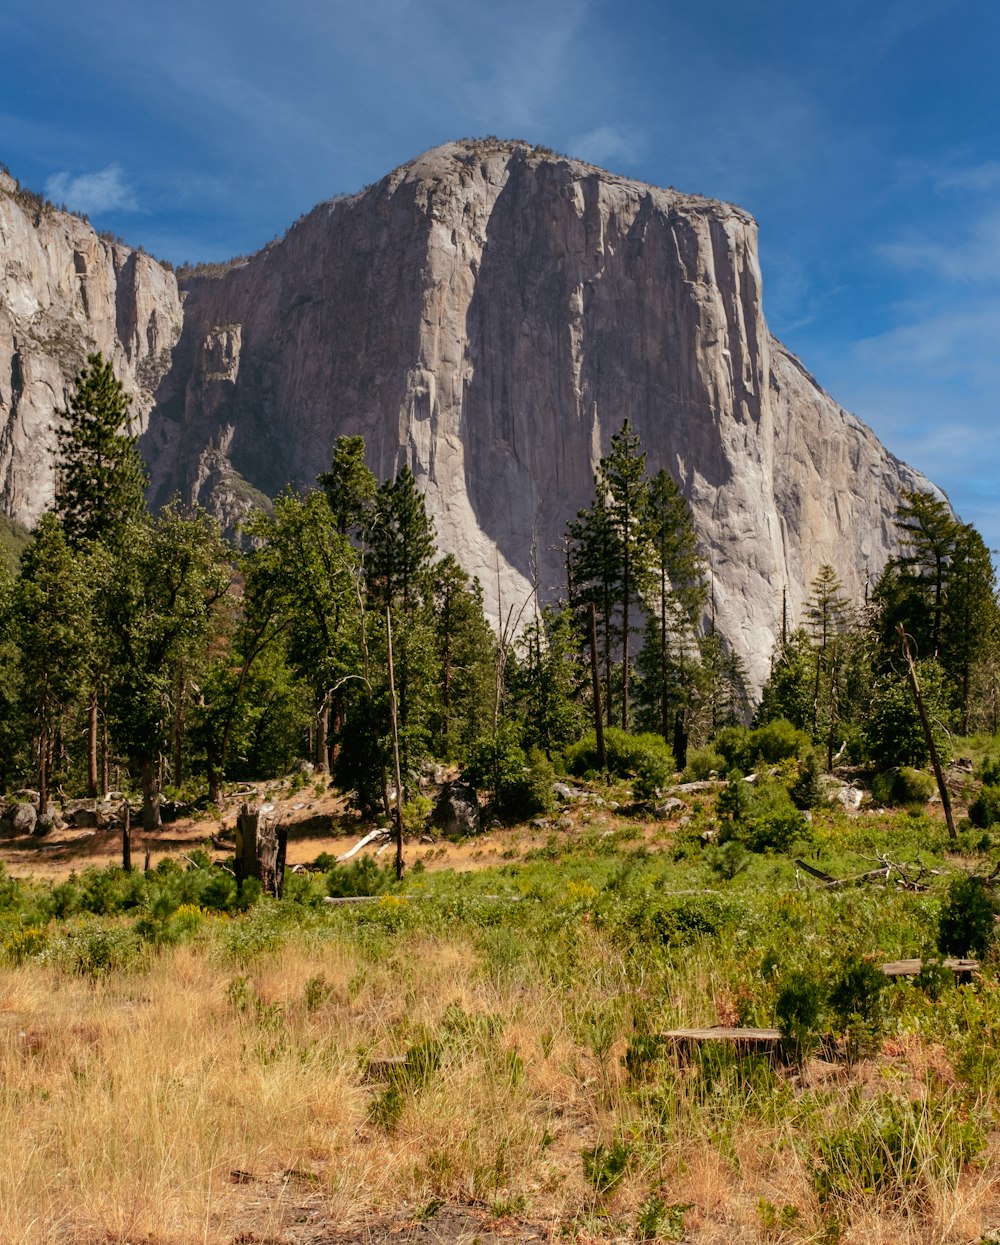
[
  {"left": 319, "top": 435, "right": 377, "bottom": 538},
  {"left": 366, "top": 466, "right": 436, "bottom": 614},
  {"left": 804, "top": 564, "right": 852, "bottom": 763},
  {"left": 637, "top": 468, "right": 706, "bottom": 760},
  {"left": 568, "top": 420, "right": 648, "bottom": 730},
  {"left": 55, "top": 353, "right": 147, "bottom": 548}
]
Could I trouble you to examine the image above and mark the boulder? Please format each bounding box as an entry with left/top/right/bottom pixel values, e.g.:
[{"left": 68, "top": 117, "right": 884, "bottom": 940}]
[
  {"left": 8, "top": 802, "right": 36, "bottom": 836},
  {"left": 431, "top": 782, "right": 481, "bottom": 838}
]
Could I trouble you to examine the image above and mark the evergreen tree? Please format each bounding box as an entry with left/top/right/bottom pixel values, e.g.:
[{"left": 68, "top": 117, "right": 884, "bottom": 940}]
[
  {"left": 319, "top": 435, "right": 377, "bottom": 538},
  {"left": 243, "top": 491, "right": 363, "bottom": 774},
  {"left": 366, "top": 466, "right": 436, "bottom": 615},
  {"left": 16, "top": 516, "right": 94, "bottom": 813},
  {"left": 636, "top": 468, "right": 706, "bottom": 762},
  {"left": 511, "top": 606, "right": 587, "bottom": 759},
  {"left": 568, "top": 420, "right": 648, "bottom": 729},
  {"left": 804, "top": 564, "right": 852, "bottom": 764},
  {"left": 428, "top": 555, "right": 496, "bottom": 760},
  {"left": 54, "top": 353, "right": 147, "bottom": 548},
  {"left": 107, "top": 506, "right": 229, "bottom": 830}
]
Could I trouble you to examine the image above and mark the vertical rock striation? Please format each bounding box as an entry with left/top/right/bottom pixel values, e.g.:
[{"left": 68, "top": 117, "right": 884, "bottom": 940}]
[
  {"left": 0, "top": 142, "right": 934, "bottom": 691},
  {"left": 0, "top": 171, "right": 183, "bottom": 523}
]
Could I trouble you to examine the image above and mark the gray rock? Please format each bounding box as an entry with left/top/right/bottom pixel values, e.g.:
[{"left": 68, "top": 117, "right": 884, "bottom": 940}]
[
  {"left": 552, "top": 782, "right": 581, "bottom": 802},
  {"left": 431, "top": 782, "right": 480, "bottom": 838},
  {"left": 9, "top": 802, "right": 36, "bottom": 835},
  {"left": 652, "top": 797, "right": 687, "bottom": 819},
  {"left": 0, "top": 141, "right": 936, "bottom": 693}
]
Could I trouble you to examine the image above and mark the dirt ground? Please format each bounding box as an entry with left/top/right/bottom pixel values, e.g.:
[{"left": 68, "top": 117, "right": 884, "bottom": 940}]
[{"left": 0, "top": 781, "right": 634, "bottom": 883}]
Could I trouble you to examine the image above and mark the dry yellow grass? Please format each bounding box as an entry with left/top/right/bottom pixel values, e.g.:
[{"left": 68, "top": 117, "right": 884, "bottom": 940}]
[{"left": 1, "top": 892, "right": 998, "bottom": 1242}]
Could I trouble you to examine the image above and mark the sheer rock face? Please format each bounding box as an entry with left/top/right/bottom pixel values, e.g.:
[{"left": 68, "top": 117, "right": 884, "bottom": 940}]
[
  {"left": 0, "top": 143, "right": 932, "bottom": 690},
  {"left": 0, "top": 172, "right": 183, "bottom": 522}
]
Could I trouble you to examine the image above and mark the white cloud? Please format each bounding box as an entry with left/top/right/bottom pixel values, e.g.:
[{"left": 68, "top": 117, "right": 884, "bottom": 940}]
[
  {"left": 568, "top": 124, "right": 641, "bottom": 169},
  {"left": 880, "top": 209, "right": 1000, "bottom": 283},
  {"left": 45, "top": 164, "right": 137, "bottom": 215}
]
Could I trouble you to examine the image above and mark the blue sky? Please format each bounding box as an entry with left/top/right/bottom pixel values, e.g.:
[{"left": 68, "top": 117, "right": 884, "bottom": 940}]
[{"left": 2, "top": 0, "right": 998, "bottom": 552}]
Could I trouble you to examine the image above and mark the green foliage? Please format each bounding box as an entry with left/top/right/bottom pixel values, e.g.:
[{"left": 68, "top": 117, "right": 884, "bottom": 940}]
[
  {"left": 937, "top": 873, "right": 998, "bottom": 958},
  {"left": 865, "top": 662, "right": 951, "bottom": 770},
  {"left": 717, "top": 772, "right": 811, "bottom": 855},
  {"left": 582, "top": 1138, "right": 631, "bottom": 1194},
  {"left": 325, "top": 855, "right": 396, "bottom": 898},
  {"left": 54, "top": 352, "right": 147, "bottom": 549},
  {"left": 814, "top": 1095, "right": 984, "bottom": 1204},
  {"left": 565, "top": 727, "right": 674, "bottom": 781},
  {"left": 775, "top": 968, "right": 826, "bottom": 1063},
  {"left": 969, "top": 783, "right": 1000, "bottom": 829},
  {"left": 826, "top": 953, "right": 889, "bottom": 1063},
  {"left": 871, "top": 767, "right": 936, "bottom": 807},
  {"left": 681, "top": 745, "right": 725, "bottom": 781},
  {"left": 714, "top": 718, "right": 812, "bottom": 773},
  {"left": 464, "top": 725, "right": 555, "bottom": 823}
]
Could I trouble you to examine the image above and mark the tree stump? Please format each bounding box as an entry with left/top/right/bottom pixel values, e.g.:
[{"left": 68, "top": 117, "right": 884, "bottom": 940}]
[{"left": 235, "top": 803, "right": 287, "bottom": 898}]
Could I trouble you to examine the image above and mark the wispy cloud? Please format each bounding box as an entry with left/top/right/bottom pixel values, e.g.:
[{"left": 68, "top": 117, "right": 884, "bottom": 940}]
[
  {"left": 568, "top": 124, "right": 642, "bottom": 170},
  {"left": 880, "top": 208, "right": 1000, "bottom": 283},
  {"left": 45, "top": 164, "right": 137, "bottom": 215}
]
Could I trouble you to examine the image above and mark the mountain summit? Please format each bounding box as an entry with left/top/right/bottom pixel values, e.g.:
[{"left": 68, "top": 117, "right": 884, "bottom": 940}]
[{"left": 0, "top": 141, "right": 932, "bottom": 688}]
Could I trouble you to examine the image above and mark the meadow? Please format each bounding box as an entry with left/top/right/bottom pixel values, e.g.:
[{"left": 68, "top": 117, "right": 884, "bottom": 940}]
[{"left": 2, "top": 763, "right": 1000, "bottom": 1245}]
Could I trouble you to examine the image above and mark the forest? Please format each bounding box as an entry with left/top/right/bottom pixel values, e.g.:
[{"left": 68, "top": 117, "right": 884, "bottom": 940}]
[
  {"left": 6, "top": 356, "right": 1000, "bottom": 1244},
  {"left": 1, "top": 353, "right": 997, "bottom": 836}
]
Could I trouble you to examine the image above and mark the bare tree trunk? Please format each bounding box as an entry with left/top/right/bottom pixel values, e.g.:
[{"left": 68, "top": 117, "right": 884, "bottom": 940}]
[
  {"left": 100, "top": 711, "right": 109, "bottom": 799},
  {"left": 87, "top": 690, "right": 99, "bottom": 798},
  {"left": 588, "top": 603, "right": 607, "bottom": 776},
  {"left": 234, "top": 803, "right": 287, "bottom": 897},
  {"left": 315, "top": 698, "right": 330, "bottom": 774},
  {"left": 122, "top": 800, "right": 132, "bottom": 872},
  {"left": 141, "top": 758, "right": 162, "bottom": 833},
  {"left": 37, "top": 726, "right": 49, "bottom": 818},
  {"left": 387, "top": 607, "right": 405, "bottom": 882},
  {"left": 898, "top": 624, "right": 956, "bottom": 840}
]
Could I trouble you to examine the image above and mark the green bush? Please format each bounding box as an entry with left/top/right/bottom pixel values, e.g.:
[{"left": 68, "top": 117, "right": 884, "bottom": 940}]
[
  {"left": 790, "top": 751, "right": 828, "bottom": 810},
  {"left": 775, "top": 968, "right": 826, "bottom": 1064},
  {"left": 827, "top": 953, "right": 889, "bottom": 1063},
  {"left": 714, "top": 719, "right": 811, "bottom": 774},
  {"left": 565, "top": 728, "right": 674, "bottom": 782},
  {"left": 978, "top": 754, "right": 1000, "bottom": 786},
  {"left": 814, "top": 1095, "right": 984, "bottom": 1204},
  {"left": 871, "top": 767, "right": 936, "bottom": 807},
  {"left": 681, "top": 746, "right": 725, "bottom": 782},
  {"left": 938, "top": 873, "right": 997, "bottom": 958},
  {"left": 969, "top": 783, "right": 1000, "bottom": 829}
]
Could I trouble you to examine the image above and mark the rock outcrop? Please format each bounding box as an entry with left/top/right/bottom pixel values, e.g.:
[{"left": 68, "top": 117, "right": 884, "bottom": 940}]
[
  {"left": 0, "top": 170, "right": 183, "bottom": 523},
  {"left": 0, "top": 141, "right": 934, "bottom": 690}
]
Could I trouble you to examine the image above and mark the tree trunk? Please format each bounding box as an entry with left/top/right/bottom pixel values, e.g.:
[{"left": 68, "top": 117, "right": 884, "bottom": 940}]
[
  {"left": 235, "top": 802, "right": 287, "bottom": 897},
  {"left": 588, "top": 603, "right": 607, "bottom": 776},
  {"left": 100, "top": 711, "right": 110, "bottom": 799},
  {"left": 315, "top": 698, "right": 330, "bottom": 774},
  {"left": 387, "top": 607, "right": 405, "bottom": 882},
  {"left": 122, "top": 800, "right": 132, "bottom": 872},
  {"left": 141, "top": 757, "right": 162, "bottom": 833},
  {"left": 87, "top": 690, "right": 99, "bottom": 798},
  {"left": 37, "top": 726, "right": 49, "bottom": 818}
]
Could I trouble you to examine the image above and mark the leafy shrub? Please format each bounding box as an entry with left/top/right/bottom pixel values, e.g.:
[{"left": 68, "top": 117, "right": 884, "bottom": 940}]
[
  {"left": 582, "top": 1138, "right": 631, "bottom": 1194},
  {"left": 865, "top": 663, "right": 951, "bottom": 770},
  {"left": 714, "top": 719, "right": 811, "bottom": 773},
  {"left": 790, "top": 751, "right": 828, "bottom": 810},
  {"left": 56, "top": 923, "right": 145, "bottom": 976},
  {"left": 871, "top": 767, "right": 935, "bottom": 807},
  {"left": 938, "top": 873, "right": 997, "bottom": 958},
  {"left": 827, "top": 953, "right": 889, "bottom": 1063},
  {"left": 565, "top": 728, "right": 674, "bottom": 782},
  {"left": 326, "top": 855, "right": 395, "bottom": 898},
  {"left": 969, "top": 783, "right": 1000, "bottom": 829},
  {"left": 717, "top": 773, "right": 812, "bottom": 855},
  {"left": 682, "top": 746, "right": 725, "bottom": 781},
  {"left": 978, "top": 754, "right": 1000, "bottom": 786},
  {"left": 776, "top": 968, "right": 826, "bottom": 1064}
]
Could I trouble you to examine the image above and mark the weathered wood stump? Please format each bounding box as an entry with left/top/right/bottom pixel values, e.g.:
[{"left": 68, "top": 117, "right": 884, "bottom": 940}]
[
  {"left": 235, "top": 803, "right": 288, "bottom": 898},
  {"left": 662, "top": 1026, "right": 783, "bottom": 1062},
  {"left": 880, "top": 957, "right": 979, "bottom": 983}
]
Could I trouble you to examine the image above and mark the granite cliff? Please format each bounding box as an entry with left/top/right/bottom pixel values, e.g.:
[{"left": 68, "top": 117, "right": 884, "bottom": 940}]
[{"left": 0, "top": 141, "right": 932, "bottom": 690}]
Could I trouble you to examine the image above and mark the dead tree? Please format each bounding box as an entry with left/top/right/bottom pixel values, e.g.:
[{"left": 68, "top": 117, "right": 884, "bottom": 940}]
[{"left": 235, "top": 802, "right": 288, "bottom": 898}]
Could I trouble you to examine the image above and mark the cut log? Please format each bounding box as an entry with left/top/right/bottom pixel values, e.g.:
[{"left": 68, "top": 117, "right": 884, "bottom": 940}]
[{"left": 880, "top": 957, "right": 979, "bottom": 982}]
